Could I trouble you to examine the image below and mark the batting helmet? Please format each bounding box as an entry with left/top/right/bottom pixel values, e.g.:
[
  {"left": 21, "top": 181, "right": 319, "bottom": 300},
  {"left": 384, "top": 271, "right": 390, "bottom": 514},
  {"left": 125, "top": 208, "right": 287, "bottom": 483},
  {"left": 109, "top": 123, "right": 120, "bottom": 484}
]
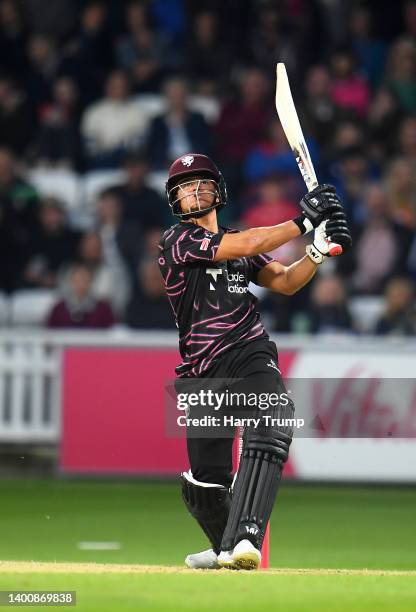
[{"left": 166, "top": 153, "right": 227, "bottom": 219}]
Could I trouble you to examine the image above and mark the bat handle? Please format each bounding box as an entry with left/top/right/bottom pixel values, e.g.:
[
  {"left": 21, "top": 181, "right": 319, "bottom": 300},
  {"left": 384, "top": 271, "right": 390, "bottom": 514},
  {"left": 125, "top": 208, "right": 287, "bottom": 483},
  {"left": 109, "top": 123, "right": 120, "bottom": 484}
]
[{"left": 328, "top": 242, "right": 343, "bottom": 256}]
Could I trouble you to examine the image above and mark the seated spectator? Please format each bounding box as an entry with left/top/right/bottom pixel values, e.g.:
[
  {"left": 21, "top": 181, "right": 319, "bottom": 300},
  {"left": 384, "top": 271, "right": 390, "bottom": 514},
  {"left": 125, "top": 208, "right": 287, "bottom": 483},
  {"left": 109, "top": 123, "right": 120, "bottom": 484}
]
[
  {"left": 81, "top": 70, "right": 148, "bottom": 168},
  {"left": 30, "top": 76, "right": 81, "bottom": 169},
  {"left": 0, "top": 147, "right": 39, "bottom": 291},
  {"left": 215, "top": 67, "right": 272, "bottom": 197},
  {"left": 21, "top": 196, "right": 81, "bottom": 289},
  {"left": 241, "top": 175, "right": 299, "bottom": 230},
  {"left": 146, "top": 76, "right": 212, "bottom": 169},
  {"left": 0, "top": 0, "right": 28, "bottom": 76},
  {"left": 351, "top": 184, "right": 413, "bottom": 294},
  {"left": 116, "top": 151, "right": 168, "bottom": 229},
  {"left": 244, "top": 117, "right": 317, "bottom": 184},
  {"left": 125, "top": 257, "right": 176, "bottom": 329},
  {"left": 248, "top": 4, "right": 299, "bottom": 76},
  {"left": 25, "top": 34, "right": 61, "bottom": 114},
  {"left": 0, "top": 75, "right": 32, "bottom": 156},
  {"left": 385, "top": 157, "right": 416, "bottom": 229},
  {"left": 307, "top": 274, "right": 353, "bottom": 334},
  {"left": 367, "top": 88, "right": 401, "bottom": 163},
  {"left": 330, "top": 49, "right": 370, "bottom": 118},
  {"left": 374, "top": 277, "right": 416, "bottom": 335},
  {"left": 328, "top": 145, "right": 376, "bottom": 221},
  {"left": 300, "top": 66, "right": 340, "bottom": 153},
  {"left": 60, "top": 1, "right": 112, "bottom": 106},
  {"left": 384, "top": 38, "right": 416, "bottom": 113},
  {"left": 116, "top": 1, "right": 166, "bottom": 92},
  {"left": 185, "top": 11, "right": 230, "bottom": 91},
  {"left": 95, "top": 186, "right": 139, "bottom": 281},
  {"left": 348, "top": 5, "right": 386, "bottom": 87},
  {"left": 72, "top": 230, "right": 131, "bottom": 317},
  {"left": 397, "top": 115, "right": 416, "bottom": 162},
  {"left": 47, "top": 262, "right": 115, "bottom": 329}
]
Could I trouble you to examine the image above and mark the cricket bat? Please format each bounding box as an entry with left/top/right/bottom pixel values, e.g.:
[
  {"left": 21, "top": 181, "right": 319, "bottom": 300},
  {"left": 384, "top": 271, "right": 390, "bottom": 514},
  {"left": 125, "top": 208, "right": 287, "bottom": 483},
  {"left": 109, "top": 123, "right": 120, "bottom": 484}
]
[{"left": 275, "top": 63, "right": 342, "bottom": 255}]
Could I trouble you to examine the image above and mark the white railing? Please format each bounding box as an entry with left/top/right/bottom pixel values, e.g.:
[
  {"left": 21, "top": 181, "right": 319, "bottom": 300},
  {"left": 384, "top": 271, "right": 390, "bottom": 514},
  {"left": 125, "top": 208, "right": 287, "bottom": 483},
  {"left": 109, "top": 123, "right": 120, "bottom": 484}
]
[{"left": 0, "top": 328, "right": 416, "bottom": 443}]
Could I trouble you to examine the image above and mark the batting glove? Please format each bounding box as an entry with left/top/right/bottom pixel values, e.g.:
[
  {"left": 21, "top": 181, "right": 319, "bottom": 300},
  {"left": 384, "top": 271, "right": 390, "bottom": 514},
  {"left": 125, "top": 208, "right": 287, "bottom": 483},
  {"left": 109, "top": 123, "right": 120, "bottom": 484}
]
[
  {"left": 306, "top": 219, "right": 343, "bottom": 264},
  {"left": 299, "top": 184, "right": 343, "bottom": 228}
]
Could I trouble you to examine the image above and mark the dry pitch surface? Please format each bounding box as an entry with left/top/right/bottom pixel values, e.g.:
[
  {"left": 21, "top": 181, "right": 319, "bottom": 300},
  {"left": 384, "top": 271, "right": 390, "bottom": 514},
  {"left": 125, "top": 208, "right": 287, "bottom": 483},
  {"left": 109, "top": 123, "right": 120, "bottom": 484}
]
[{"left": 1, "top": 561, "right": 416, "bottom": 576}]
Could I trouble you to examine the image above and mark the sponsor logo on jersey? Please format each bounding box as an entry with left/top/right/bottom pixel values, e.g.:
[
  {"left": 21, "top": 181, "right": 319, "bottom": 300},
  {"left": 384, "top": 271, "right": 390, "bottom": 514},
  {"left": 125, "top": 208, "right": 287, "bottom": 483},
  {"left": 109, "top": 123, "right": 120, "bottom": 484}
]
[{"left": 181, "top": 155, "right": 194, "bottom": 167}]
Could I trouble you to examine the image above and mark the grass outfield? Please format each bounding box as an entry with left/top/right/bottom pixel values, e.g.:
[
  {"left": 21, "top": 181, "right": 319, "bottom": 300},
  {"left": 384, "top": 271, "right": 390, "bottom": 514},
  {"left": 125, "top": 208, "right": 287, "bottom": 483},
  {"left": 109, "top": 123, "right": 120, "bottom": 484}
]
[{"left": 0, "top": 479, "right": 415, "bottom": 610}]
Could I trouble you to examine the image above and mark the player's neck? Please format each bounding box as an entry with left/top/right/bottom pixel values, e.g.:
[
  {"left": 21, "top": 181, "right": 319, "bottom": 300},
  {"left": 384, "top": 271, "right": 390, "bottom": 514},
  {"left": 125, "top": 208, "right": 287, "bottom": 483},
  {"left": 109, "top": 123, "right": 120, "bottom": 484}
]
[{"left": 185, "top": 210, "right": 219, "bottom": 233}]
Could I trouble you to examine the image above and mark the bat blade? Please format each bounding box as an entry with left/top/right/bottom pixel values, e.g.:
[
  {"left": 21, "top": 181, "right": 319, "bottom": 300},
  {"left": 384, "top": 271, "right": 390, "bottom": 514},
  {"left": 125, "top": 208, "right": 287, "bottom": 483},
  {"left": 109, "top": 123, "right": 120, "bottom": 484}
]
[
  {"left": 275, "top": 62, "right": 343, "bottom": 255},
  {"left": 275, "top": 63, "right": 318, "bottom": 193}
]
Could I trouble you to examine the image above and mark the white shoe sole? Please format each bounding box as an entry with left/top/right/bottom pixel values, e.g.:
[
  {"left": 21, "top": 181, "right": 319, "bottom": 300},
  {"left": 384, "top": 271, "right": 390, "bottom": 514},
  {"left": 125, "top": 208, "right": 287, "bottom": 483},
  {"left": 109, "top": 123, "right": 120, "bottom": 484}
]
[{"left": 218, "top": 539, "right": 261, "bottom": 571}]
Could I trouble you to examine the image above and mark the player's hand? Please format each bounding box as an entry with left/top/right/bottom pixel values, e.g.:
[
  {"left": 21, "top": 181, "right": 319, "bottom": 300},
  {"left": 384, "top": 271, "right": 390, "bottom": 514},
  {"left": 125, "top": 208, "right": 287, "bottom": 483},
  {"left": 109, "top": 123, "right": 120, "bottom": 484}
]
[
  {"left": 326, "top": 210, "right": 352, "bottom": 253},
  {"left": 305, "top": 219, "right": 346, "bottom": 264},
  {"left": 300, "top": 184, "right": 343, "bottom": 228}
]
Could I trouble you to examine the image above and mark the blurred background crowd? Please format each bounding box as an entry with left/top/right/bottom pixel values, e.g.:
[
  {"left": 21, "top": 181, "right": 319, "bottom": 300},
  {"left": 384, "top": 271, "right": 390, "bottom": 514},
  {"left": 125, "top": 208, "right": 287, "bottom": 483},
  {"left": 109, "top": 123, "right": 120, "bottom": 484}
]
[{"left": 0, "top": 0, "right": 416, "bottom": 335}]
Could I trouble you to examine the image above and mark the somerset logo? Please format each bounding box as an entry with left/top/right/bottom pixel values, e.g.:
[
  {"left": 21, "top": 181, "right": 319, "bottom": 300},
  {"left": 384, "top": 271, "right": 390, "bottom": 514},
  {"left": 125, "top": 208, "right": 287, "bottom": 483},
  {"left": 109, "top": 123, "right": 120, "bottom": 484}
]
[{"left": 181, "top": 155, "right": 194, "bottom": 167}]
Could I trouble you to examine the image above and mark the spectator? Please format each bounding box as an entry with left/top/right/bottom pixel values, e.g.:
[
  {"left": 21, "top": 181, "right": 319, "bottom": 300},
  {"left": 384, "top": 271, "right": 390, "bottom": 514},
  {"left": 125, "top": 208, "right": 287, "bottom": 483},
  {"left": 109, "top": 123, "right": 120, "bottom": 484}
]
[
  {"left": 185, "top": 11, "right": 230, "bottom": 91},
  {"left": 95, "top": 186, "right": 139, "bottom": 283},
  {"left": 351, "top": 183, "right": 413, "bottom": 294},
  {"left": 116, "top": 1, "right": 167, "bottom": 92},
  {"left": 21, "top": 196, "right": 81, "bottom": 289},
  {"left": 397, "top": 115, "right": 416, "bottom": 162},
  {"left": 348, "top": 5, "right": 386, "bottom": 87},
  {"left": 248, "top": 4, "right": 299, "bottom": 77},
  {"left": 374, "top": 277, "right": 416, "bottom": 335},
  {"left": 385, "top": 157, "right": 416, "bottom": 229},
  {"left": 117, "top": 152, "right": 168, "bottom": 230},
  {"left": 0, "top": 75, "right": 32, "bottom": 155},
  {"left": 0, "top": 0, "right": 28, "bottom": 76},
  {"left": 328, "top": 145, "right": 375, "bottom": 221},
  {"left": 244, "top": 117, "right": 316, "bottom": 184},
  {"left": 47, "top": 262, "right": 115, "bottom": 329},
  {"left": 73, "top": 231, "right": 130, "bottom": 316},
  {"left": 241, "top": 175, "right": 299, "bottom": 231},
  {"left": 31, "top": 76, "right": 81, "bottom": 168},
  {"left": 384, "top": 38, "right": 416, "bottom": 113},
  {"left": 146, "top": 76, "right": 212, "bottom": 169},
  {"left": 60, "top": 1, "right": 112, "bottom": 106},
  {"left": 307, "top": 274, "right": 353, "bottom": 334},
  {"left": 300, "top": 65, "right": 340, "bottom": 153},
  {"left": 25, "top": 34, "right": 61, "bottom": 113},
  {"left": 125, "top": 257, "right": 176, "bottom": 329},
  {"left": 330, "top": 49, "right": 370, "bottom": 118},
  {"left": 215, "top": 67, "right": 271, "bottom": 198},
  {"left": 367, "top": 87, "right": 401, "bottom": 163},
  {"left": 81, "top": 70, "right": 147, "bottom": 168},
  {"left": 0, "top": 148, "right": 39, "bottom": 291}
]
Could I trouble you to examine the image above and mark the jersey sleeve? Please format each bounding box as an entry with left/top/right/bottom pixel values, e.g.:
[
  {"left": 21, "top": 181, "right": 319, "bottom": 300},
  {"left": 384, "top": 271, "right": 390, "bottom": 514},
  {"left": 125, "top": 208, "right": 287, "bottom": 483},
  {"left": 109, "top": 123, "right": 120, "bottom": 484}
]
[
  {"left": 164, "top": 226, "right": 223, "bottom": 266},
  {"left": 249, "top": 253, "right": 276, "bottom": 284}
]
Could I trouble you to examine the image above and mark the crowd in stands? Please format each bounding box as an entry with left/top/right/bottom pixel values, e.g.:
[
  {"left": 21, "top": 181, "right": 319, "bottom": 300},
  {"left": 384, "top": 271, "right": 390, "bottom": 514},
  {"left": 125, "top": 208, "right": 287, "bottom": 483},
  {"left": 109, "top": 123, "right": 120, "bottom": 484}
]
[{"left": 0, "top": 0, "right": 416, "bottom": 335}]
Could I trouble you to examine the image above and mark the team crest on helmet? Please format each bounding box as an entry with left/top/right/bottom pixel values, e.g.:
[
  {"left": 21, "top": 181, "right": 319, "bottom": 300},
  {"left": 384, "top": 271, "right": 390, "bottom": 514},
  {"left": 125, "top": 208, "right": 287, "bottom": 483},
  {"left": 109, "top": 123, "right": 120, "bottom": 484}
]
[{"left": 181, "top": 155, "right": 194, "bottom": 167}]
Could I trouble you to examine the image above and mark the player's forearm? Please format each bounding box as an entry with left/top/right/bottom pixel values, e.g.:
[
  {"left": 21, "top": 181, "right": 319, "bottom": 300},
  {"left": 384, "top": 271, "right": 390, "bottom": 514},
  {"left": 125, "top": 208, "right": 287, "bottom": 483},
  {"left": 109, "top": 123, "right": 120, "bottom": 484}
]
[
  {"left": 244, "top": 220, "right": 301, "bottom": 256},
  {"left": 281, "top": 255, "right": 318, "bottom": 294}
]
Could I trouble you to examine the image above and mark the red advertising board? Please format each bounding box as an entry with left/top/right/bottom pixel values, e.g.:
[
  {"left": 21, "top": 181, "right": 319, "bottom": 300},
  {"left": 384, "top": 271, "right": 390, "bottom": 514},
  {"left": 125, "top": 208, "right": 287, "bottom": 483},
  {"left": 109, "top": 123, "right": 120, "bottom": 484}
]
[{"left": 60, "top": 347, "right": 297, "bottom": 475}]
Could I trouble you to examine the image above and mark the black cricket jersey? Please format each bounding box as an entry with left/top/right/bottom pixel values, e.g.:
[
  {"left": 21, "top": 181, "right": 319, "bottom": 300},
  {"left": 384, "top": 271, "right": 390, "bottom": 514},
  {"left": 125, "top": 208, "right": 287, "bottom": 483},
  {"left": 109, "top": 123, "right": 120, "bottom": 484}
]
[{"left": 158, "top": 221, "right": 275, "bottom": 378}]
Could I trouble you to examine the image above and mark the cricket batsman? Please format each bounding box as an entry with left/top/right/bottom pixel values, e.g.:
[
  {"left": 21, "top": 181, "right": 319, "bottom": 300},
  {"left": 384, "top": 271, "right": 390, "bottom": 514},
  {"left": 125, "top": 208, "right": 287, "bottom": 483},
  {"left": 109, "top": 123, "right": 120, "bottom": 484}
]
[{"left": 158, "top": 153, "right": 352, "bottom": 569}]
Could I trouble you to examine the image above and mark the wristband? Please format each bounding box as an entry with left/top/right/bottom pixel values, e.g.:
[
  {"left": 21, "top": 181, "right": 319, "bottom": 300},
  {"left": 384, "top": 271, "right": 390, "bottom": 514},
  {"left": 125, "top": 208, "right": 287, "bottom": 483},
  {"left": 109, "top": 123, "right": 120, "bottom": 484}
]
[
  {"left": 306, "top": 243, "right": 325, "bottom": 264},
  {"left": 293, "top": 215, "right": 314, "bottom": 235}
]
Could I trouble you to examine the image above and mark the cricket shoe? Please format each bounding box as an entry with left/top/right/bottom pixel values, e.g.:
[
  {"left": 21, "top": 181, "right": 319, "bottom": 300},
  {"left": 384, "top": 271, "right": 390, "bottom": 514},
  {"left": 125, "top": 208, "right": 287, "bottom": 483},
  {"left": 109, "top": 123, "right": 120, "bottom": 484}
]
[
  {"left": 218, "top": 539, "right": 261, "bottom": 571},
  {"left": 185, "top": 548, "right": 221, "bottom": 569}
]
